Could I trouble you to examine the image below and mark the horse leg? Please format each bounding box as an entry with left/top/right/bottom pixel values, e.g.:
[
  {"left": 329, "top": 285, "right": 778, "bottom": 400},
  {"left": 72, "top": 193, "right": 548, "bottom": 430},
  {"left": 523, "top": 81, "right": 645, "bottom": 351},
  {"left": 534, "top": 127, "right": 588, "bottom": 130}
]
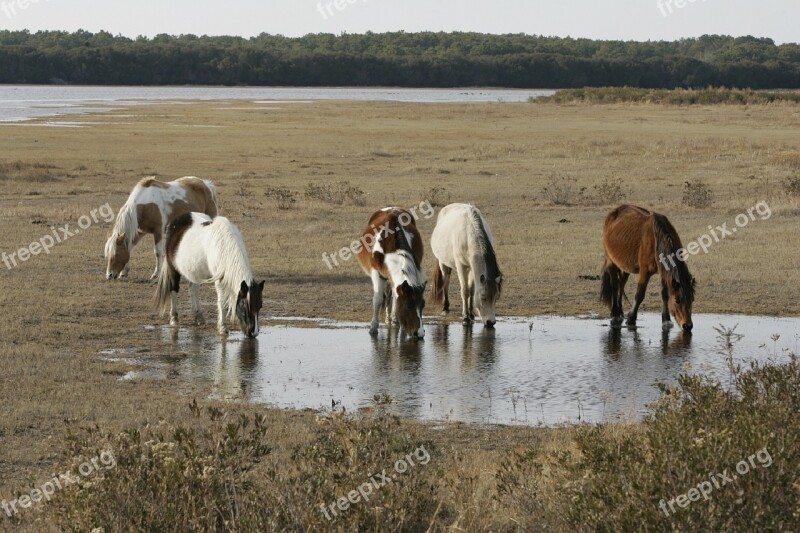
[
  {"left": 384, "top": 282, "right": 396, "bottom": 325},
  {"left": 189, "top": 282, "right": 205, "bottom": 325},
  {"left": 168, "top": 269, "right": 181, "bottom": 327},
  {"left": 606, "top": 264, "right": 624, "bottom": 326},
  {"left": 618, "top": 272, "right": 629, "bottom": 317},
  {"left": 661, "top": 280, "right": 673, "bottom": 329},
  {"left": 455, "top": 263, "right": 472, "bottom": 324},
  {"left": 441, "top": 265, "right": 452, "bottom": 314},
  {"left": 215, "top": 280, "right": 229, "bottom": 335},
  {"left": 151, "top": 233, "right": 164, "bottom": 280},
  {"left": 626, "top": 273, "right": 652, "bottom": 326},
  {"left": 370, "top": 270, "right": 387, "bottom": 335},
  {"left": 467, "top": 273, "right": 476, "bottom": 322}
]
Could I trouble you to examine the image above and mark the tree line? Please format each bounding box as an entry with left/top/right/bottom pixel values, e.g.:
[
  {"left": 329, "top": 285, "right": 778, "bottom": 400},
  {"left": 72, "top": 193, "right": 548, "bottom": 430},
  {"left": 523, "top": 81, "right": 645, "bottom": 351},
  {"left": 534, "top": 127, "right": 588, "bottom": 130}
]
[{"left": 0, "top": 30, "right": 798, "bottom": 88}]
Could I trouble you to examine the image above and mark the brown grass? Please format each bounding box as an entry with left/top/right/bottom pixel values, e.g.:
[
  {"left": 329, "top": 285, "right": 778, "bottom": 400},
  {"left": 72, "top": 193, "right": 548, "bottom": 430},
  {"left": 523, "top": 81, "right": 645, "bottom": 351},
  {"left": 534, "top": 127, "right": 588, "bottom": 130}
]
[{"left": 0, "top": 99, "right": 798, "bottom": 530}]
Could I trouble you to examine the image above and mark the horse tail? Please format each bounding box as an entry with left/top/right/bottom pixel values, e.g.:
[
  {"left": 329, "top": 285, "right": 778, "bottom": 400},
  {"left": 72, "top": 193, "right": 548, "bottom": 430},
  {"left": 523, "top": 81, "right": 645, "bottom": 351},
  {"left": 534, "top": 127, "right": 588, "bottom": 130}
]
[
  {"left": 600, "top": 257, "right": 614, "bottom": 307},
  {"left": 432, "top": 259, "right": 445, "bottom": 309},
  {"left": 154, "top": 256, "right": 174, "bottom": 316}
]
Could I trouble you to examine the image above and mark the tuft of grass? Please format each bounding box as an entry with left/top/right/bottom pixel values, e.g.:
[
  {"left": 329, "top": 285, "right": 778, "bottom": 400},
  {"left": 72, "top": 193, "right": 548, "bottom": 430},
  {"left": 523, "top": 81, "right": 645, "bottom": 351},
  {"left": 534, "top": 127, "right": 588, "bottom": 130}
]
[
  {"left": 683, "top": 179, "right": 714, "bottom": 208},
  {"left": 305, "top": 180, "right": 366, "bottom": 206},
  {"left": 0, "top": 160, "right": 60, "bottom": 182},
  {"left": 784, "top": 175, "right": 800, "bottom": 197},
  {"left": 264, "top": 186, "right": 297, "bottom": 210},
  {"left": 424, "top": 186, "right": 451, "bottom": 207},
  {"left": 541, "top": 175, "right": 584, "bottom": 206},
  {"left": 590, "top": 175, "right": 630, "bottom": 205}
]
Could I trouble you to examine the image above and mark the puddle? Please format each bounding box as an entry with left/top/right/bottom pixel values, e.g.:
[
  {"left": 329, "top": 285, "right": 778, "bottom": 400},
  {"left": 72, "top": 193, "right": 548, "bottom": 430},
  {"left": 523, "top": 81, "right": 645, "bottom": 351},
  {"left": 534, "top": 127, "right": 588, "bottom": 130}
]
[{"left": 104, "top": 313, "right": 799, "bottom": 426}]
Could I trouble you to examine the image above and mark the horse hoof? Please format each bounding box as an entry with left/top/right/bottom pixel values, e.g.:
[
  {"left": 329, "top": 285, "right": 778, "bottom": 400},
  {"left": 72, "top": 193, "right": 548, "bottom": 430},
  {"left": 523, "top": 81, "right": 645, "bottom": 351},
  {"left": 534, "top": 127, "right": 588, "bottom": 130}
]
[
  {"left": 663, "top": 321, "right": 673, "bottom": 330},
  {"left": 610, "top": 317, "right": 623, "bottom": 326},
  {"left": 218, "top": 327, "right": 228, "bottom": 335},
  {"left": 169, "top": 320, "right": 178, "bottom": 327},
  {"left": 194, "top": 315, "right": 205, "bottom": 326},
  {"left": 626, "top": 319, "right": 637, "bottom": 327}
]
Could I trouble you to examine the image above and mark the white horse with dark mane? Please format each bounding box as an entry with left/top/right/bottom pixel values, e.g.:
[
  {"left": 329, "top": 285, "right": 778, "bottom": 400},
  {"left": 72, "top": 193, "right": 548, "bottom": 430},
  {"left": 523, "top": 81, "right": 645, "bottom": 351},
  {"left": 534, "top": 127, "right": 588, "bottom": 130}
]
[
  {"left": 431, "top": 203, "right": 503, "bottom": 327},
  {"left": 105, "top": 176, "right": 218, "bottom": 280},
  {"left": 154, "top": 212, "right": 264, "bottom": 337}
]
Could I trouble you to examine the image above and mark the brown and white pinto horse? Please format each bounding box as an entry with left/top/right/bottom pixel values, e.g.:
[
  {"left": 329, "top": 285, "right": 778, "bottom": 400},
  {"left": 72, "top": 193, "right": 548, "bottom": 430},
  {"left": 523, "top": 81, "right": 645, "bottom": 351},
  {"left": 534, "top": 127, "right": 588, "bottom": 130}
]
[
  {"left": 601, "top": 205, "right": 696, "bottom": 332},
  {"left": 105, "top": 176, "right": 218, "bottom": 280},
  {"left": 357, "top": 207, "right": 427, "bottom": 338}
]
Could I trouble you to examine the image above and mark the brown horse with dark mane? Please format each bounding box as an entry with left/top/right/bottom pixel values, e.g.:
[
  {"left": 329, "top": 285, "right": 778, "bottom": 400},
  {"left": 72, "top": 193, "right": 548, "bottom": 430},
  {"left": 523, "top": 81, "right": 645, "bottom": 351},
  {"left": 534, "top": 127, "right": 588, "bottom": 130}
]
[
  {"left": 357, "top": 207, "right": 426, "bottom": 338},
  {"left": 600, "top": 205, "right": 695, "bottom": 332}
]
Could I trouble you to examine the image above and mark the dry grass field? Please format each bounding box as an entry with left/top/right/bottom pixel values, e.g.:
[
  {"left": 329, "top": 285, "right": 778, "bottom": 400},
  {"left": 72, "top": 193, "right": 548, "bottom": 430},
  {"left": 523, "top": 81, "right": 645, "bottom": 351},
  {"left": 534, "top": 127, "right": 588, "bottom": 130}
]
[{"left": 0, "top": 99, "right": 798, "bottom": 530}]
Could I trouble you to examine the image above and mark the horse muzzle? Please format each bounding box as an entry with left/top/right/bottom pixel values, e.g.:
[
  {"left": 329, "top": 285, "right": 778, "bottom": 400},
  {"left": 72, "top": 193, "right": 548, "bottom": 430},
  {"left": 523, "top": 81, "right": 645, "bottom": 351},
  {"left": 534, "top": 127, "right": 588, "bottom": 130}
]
[
  {"left": 682, "top": 322, "right": 693, "bottom": 333},
  {"left": 485, "top": 320, "right": 496, "bottom": 328}
]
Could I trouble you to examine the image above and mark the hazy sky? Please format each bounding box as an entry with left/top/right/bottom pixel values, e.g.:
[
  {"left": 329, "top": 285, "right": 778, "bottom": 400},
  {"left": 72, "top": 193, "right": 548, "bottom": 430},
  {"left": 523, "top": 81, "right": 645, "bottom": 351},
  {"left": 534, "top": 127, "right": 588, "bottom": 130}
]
[{"left": 0, "top": 0, "right": 797, "bottom": 43}]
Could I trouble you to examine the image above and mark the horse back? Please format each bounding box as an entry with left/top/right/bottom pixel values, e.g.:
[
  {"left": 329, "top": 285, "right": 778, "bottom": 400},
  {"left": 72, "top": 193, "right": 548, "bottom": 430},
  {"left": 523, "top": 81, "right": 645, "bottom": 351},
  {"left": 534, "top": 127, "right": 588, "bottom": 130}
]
[{"left": 358, "top": 208, "right": 423, "bottom": 276}]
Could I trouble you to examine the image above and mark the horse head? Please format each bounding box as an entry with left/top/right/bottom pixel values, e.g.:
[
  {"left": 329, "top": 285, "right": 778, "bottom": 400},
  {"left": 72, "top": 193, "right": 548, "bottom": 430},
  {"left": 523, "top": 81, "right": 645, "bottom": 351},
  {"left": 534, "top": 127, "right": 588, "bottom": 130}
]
[
  {"left": 236, "top": 280, "right": 265, "bottom": 338},
  {"left": 105, "top": 233, "right": 130, "bottom": 280},
  {"left": 667, "top": 276, "right": 696, "bottom": 333},
  {"left": 395, "top": 280, "right": 426, "bottom": 339},
  {"left": 476, "top": 272, "right": 503, "bottom": 328}
]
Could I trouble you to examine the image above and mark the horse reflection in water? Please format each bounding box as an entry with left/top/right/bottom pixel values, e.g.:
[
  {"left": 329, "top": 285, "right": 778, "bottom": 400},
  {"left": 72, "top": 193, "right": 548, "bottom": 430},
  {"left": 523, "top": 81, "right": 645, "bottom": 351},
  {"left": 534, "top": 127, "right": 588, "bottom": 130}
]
[
  {"left": 210, "top": 340, "right": 259, "bottom": 401},
  {"left": 603, "top": 327, "right": 693, "bottom": 361}
]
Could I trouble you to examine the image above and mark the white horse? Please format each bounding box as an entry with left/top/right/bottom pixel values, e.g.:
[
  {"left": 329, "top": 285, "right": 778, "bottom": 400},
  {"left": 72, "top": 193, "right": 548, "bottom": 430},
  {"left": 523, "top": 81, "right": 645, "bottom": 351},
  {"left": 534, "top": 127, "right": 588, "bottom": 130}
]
[
  {"left": 105, "top": 176, "right": 218, "bottom": 280},
  {"left": 431, "top": 203, "right": 503, "bottom": 327},
  {"left": 154, "top": 212, "right": 264, "bottom": 337}
]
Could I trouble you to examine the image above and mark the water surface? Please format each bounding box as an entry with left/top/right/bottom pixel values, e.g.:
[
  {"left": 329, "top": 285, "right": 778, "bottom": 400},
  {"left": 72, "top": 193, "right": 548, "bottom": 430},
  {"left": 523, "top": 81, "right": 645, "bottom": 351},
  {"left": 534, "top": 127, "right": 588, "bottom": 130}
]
[
  {"left": 0, "top": 86, "right": 553, "bottom": 122},
  {"left": 104, "top": 313, "right": 799, "bottom": 426}
]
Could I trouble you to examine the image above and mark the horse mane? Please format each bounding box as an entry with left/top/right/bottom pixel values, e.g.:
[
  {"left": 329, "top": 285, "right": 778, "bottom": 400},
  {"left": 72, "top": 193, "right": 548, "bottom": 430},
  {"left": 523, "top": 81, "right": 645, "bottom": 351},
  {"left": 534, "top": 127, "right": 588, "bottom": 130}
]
[
  {"left": 652, "top": 213, "right": 695, "bottom": 304},
  {"left": 104, "top": 180, "right": 148, "bottom": 258},
  {"left": 469, "top": 207, "right": 503, "bottom": 293},
  {"left": 385, "top": 250, "right": 426, "bottom": 289},
  {"left": 207, "top": 216, "right": 255, "bottom": 320}
]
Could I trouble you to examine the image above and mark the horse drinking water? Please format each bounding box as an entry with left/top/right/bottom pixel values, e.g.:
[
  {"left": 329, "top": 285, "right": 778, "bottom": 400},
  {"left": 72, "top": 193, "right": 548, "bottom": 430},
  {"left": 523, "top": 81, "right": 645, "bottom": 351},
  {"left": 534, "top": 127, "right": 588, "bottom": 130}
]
[
  {"left": 431, "top": 203, "right": 503, "bottom": 327},
  {"left": 600, "top": 205, "right": 695, "bottom": 332},
  {"left": 154, "top": 212, "right": 264, "bottom": 337},
  {"left": 357, "top": 207, "right": 427, "bottom": 338},
  {"left": 105, "top": 176, "right": 218, "bottom": 280}
]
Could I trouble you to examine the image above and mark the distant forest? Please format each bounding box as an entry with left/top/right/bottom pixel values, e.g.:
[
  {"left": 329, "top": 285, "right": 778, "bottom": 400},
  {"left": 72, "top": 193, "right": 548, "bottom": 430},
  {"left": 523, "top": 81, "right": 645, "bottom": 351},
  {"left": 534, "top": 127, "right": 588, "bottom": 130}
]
[{"left": 1, "top": 30, "right": 798, "bottom": 88}]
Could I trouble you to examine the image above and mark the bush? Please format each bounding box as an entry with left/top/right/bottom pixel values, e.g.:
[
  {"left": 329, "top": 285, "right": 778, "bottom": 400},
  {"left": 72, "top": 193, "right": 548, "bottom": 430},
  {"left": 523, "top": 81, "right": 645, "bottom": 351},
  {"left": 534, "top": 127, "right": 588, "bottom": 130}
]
[
  {"left": 265, "top": 186, "right": 297, "bottom": 210},
  {"left": 424, "top": 186, "right": 451, "bottom": 207},
  {"left": 304, "top": 181, "right": 366, "bottom": 206},
  {"left": 784, "top": 175, "right": 800, "bottom": 197},
  {"left": 493, "top": 340, "right": 800, "bottom": 532},
  {"left": 591, "top": 175, "right": 629, "bottom": 205},
  {"left": 535, "top": 87, "right": 800, "bottom": 106},
  {"left": 683, "top": 180, "right": 714, "bottom": 208},
  {"left": 541, "top": 175, "right": 584, "bottom": 206}
]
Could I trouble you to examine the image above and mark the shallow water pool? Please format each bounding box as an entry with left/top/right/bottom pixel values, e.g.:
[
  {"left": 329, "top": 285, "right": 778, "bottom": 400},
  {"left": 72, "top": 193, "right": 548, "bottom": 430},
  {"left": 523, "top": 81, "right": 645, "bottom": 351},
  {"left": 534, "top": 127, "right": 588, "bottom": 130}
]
[{"left": 105, "top": 313, "right": 799, "bottom": 426}]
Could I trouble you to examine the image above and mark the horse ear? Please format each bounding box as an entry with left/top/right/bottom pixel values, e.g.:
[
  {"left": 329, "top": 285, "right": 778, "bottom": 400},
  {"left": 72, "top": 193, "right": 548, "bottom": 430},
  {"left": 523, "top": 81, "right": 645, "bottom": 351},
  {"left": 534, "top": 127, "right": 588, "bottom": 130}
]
[
  {"left": 398, "top": 280, "right": 410, "bottom": 296},
  {"left": 495, "top": 275, "right": 502, "bottom": 285},
  {"left": 239, "top": 280, "right": 249, "bottom": 295},
  {"left": 691, "top": 277, "right": 697, "bottom": 288},
  {"left": 116, "top": 234, "right": 125, "bottom": 245},
  {"left": 259, "top": 280, "right": 266, "bottom": 290}
]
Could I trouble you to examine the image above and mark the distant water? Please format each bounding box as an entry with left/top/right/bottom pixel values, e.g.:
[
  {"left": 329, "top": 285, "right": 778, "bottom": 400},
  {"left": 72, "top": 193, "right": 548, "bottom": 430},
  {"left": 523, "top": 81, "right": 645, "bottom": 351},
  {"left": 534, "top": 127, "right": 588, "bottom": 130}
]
[{"left": 0, "top": 86, "right": 554, "bottom": 122}]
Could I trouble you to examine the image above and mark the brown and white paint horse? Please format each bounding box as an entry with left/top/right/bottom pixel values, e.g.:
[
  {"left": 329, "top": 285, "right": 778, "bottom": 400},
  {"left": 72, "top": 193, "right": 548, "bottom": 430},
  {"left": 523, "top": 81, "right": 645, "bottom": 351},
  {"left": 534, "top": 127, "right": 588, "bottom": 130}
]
[
  {"left": 357, "top": 207, "right": 427, "bottom": 338},
  {"left": 601, "top": 205, "right": 696, "bottom": 332},
  {"left": 105, "top": 176, "right": 218, "bottom": 280}
]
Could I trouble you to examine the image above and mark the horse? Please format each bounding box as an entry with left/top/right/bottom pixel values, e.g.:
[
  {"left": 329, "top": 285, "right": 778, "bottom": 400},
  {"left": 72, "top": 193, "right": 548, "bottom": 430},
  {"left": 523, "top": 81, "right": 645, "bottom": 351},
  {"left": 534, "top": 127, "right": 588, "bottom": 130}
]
[
  {"left": 105, "top": 176, "right": 218, "bottom": 280},
  {"left": 600, "top": 204, "right": 695, "bottom": 332},
  {"left": 357, "top": 207, "right": 427, "bottom": 338},
  {"left": 154, "top": 212, "right": 264, "bottom": 337},
  {"left": 430, "top": 203, "right": 503, "bottom": 327}
]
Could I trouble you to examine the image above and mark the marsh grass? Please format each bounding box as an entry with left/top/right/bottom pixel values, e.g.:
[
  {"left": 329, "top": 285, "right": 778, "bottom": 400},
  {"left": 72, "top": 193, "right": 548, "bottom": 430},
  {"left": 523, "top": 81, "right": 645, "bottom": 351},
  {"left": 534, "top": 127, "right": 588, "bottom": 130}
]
[
  {"left": 0, "top": 160, "right": 60, "bottom": 182},
  {"left": 537, "top": 87, "right": 800, "bottom": 105}
]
